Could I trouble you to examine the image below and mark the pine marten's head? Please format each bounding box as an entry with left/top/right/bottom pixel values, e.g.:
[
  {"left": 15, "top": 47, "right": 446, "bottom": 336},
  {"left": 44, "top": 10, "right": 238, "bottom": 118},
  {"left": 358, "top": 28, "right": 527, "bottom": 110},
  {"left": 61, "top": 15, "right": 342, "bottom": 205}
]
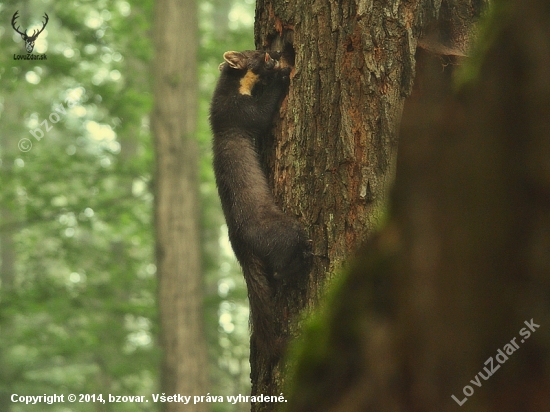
[{"left": 218, "top": 50, "right": 286, "bottom": 96}]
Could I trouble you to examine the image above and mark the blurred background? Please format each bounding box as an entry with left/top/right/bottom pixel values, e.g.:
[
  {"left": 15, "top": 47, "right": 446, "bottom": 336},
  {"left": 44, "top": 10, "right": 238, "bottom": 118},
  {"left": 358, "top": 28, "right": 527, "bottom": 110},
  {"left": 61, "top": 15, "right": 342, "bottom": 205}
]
[{"left": 0, "top": 0, "right": 255, "bottom": 410}]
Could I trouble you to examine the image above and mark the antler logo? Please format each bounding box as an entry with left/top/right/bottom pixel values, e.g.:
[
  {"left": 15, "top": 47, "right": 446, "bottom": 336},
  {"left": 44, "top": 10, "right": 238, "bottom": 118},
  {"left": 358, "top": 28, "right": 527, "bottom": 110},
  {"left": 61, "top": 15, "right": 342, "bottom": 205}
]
[{"left": 11, "top": 11, "right": 49, "bottom": 54}]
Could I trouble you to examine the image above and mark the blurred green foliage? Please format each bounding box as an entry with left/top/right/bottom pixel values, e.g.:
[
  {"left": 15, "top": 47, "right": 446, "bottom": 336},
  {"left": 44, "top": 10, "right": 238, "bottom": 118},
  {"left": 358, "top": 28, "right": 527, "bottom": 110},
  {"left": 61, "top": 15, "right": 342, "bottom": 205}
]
[{"left": 0, "top": 0, "right": 257, "bottom": 410}]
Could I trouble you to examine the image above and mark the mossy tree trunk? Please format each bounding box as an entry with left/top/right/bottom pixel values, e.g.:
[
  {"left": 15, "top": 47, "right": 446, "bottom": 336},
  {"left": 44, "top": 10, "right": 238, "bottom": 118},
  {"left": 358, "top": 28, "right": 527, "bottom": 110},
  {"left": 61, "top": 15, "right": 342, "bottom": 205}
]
[{"left": 250, "top": 0, "right": 484, "bottom": 410}]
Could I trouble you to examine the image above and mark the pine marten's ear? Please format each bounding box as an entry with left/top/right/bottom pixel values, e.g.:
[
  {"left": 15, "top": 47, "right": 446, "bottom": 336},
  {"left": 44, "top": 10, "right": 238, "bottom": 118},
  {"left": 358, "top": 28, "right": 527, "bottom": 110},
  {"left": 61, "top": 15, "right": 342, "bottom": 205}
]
[
  {"left": 223, "top": 51, "right": 248, "bottom": 70},
  {"left": 264, "top": 52, "right": 278, "bottom": 70}
]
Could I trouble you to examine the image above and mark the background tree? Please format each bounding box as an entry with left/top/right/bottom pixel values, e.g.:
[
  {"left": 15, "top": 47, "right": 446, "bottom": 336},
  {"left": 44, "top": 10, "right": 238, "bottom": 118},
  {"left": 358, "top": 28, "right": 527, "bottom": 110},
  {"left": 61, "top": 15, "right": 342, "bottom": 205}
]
[
  {"left": 246, "top": 0, "right": 484, "bottom": 407},
  {"left": 284, "top": 0, "right": 550, "bottom": 410},
  {"left": 152, "top": 0, "right": 208, "bottom": 410}
]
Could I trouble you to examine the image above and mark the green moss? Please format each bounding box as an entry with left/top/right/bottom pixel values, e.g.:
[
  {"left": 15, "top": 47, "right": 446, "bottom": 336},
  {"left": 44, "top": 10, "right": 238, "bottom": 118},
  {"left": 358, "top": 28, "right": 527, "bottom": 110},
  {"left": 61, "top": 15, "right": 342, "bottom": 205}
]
[
  {"left": 282, "top": 265, "right": 352, "bottom": 406},
  {"left": 455, "top": 0, "right": 514, "bottom": 90}
]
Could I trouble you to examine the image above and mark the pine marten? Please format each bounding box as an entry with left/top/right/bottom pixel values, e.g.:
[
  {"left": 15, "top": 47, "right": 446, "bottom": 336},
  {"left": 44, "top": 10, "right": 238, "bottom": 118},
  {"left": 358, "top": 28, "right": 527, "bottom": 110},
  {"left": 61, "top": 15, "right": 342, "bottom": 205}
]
[{"left": 209, "top": 50, "right": 311, "bottom": 356}]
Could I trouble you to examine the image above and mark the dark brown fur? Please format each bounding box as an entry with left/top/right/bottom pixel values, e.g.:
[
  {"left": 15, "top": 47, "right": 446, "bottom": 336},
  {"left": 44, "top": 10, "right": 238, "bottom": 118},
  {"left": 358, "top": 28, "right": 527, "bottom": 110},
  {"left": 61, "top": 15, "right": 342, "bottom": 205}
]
[{"left": 210, "top": 51, "right": 311, "bottom": 356}]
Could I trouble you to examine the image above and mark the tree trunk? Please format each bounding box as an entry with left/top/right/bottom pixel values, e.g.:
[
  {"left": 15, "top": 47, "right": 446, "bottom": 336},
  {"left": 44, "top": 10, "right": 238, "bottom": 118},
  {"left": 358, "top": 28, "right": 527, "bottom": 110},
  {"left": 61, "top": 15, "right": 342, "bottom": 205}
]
[
  {"left": 152, "top": 0, "right": 208, "bottom": 411},
  {"left": 283, "top": 0, "right": 550, "bottom": 410},
  {"left": 250, "top": 0, "right": 484, "bottom": 409}
]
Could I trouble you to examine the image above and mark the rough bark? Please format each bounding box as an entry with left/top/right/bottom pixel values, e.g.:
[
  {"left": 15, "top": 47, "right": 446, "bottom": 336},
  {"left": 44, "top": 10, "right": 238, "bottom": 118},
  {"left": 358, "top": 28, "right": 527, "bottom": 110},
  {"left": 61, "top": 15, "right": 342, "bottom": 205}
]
[
  {"left": 249, "top": 0, "right": 483, "bottom": 409},
  {"left": 152, "top": 0, "right": 208, "bottom": 410},
  {"left": 284, "top": 0, "right": 550, "bottom": 410}
]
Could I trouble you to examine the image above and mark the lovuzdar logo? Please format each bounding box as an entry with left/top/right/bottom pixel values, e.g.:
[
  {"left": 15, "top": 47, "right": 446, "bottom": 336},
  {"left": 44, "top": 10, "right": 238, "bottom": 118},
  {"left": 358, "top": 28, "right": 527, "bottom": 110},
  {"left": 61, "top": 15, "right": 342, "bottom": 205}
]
[{"left": 11, "top": 10, "right": 49, "bottom": 59}]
